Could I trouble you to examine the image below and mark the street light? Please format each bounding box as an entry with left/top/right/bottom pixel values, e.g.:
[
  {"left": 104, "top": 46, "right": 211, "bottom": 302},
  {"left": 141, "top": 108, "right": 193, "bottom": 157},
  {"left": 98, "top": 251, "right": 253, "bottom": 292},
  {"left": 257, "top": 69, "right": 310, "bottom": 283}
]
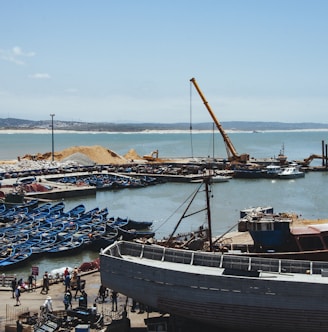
[{"left": 50, "top": 114, "right": 55, "bottom": 162}]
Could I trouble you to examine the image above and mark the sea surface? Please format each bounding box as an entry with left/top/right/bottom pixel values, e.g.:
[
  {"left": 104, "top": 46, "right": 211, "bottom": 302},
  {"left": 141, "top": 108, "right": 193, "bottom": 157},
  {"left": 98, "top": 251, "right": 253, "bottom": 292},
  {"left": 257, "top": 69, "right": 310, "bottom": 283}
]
[{"left": 2, "top": 129, "right": 328, "bottom": 280}]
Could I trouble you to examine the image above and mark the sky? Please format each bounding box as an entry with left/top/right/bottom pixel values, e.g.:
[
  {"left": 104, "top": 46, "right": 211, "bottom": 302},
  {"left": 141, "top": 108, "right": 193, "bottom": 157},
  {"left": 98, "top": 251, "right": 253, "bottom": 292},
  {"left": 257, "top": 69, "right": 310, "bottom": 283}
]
[{"left": 0, "top": 0, "right": 328, "bottom": 124}]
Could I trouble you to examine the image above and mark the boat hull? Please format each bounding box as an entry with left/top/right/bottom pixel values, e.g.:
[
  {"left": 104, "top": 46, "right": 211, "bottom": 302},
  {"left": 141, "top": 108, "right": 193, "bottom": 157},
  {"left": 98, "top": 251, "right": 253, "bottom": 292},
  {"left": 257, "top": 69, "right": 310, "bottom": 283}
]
[{"left": 100, "top": 241, "right": 328, "bottom": 332}]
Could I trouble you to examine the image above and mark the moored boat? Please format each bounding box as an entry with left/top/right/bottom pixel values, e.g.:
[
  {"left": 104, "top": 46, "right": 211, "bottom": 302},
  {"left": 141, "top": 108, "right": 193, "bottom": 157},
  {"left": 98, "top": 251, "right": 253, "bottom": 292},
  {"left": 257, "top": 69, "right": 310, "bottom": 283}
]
[
  {"left": 0, "top": 246, "right": 32, "bottom": 270},
  {"left": 46, "top": 235, "right": 84, "bottom": 256},
  {"left": 277, "top": 164, "right": 305, "bottom": 179},
  {"left": 235, "top": 208, "right": 328, "bottom": 260},
  {"left": 116, "top": 226, "right": 155, "bottom": 241}
]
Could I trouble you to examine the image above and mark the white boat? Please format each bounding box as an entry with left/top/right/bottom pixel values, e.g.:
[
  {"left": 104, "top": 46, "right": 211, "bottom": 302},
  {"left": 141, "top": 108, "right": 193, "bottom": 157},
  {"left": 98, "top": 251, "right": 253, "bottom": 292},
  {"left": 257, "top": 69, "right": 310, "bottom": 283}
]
[
  {"left": 278, "top": 164, "right": 305, "bottom": 179},
  {"left": 265, "top": 164, "right": 281, "bottom": 178},
  {"left": 100, "top": 240, "right": 328, "bottom": 332},
  {"left": 211, "top": 174, "right": 231, "bottom": 183}
]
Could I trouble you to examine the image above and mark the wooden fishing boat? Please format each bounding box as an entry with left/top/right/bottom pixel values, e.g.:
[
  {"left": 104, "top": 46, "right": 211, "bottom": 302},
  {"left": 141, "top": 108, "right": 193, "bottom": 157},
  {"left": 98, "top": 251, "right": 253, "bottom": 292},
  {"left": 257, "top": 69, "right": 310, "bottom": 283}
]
[
  {"left": 100, "top": 240, "right": 328, "bottom": 332},
  {"left": 106, "top": 217, "right": 129, "bottom": 230},
  {"left": 66, "top": 203, "right": 86, "bottom": 218},
  {"left": 92, "top": 226, "right": 118, "bottom": 250},
  {"left": 48, "top": 201, "right": 65, "bottom": 215},
  {"left": 117, "top": 217, "right": 153, "bottom": 230},
  {"left": 46, "top": 235, "right": 84, "bottom": 256},
  {"left": 0, "top": 245, "right": 32, "bottom": 269},
  {"left": 116, "top": 226, "right": 155, "bottom": 241},
  {"left": 30, "top": 233, "right": 57, "bottom": 254},
  {"left": 3, "top": 197, "right": 39, "bottom": 211}
]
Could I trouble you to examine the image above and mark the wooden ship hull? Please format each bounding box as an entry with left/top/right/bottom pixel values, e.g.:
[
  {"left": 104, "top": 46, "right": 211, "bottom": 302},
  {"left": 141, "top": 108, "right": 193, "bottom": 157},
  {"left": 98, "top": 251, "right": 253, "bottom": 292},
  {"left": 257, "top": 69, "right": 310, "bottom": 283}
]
[{"left": 100, "top": 240, "right": 328, "bottom": 332}]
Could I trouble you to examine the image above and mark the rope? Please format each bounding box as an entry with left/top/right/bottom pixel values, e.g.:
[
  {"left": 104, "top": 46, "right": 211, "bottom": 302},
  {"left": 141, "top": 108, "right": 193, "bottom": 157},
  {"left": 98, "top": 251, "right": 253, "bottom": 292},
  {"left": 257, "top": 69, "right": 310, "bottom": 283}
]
[
  {"left": 154, "top": 183, "right": 202, "bottom": 233},
  {"left": 189, "top": 81, "right": 194, "bottom": 158}
]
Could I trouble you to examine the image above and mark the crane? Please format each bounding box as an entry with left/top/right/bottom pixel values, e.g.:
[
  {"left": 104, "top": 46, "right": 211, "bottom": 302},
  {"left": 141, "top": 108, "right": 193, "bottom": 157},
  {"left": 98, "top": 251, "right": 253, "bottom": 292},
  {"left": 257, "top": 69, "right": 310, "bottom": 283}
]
[{"left": 190, "top": 77, "right": 249, "bottom": 163}]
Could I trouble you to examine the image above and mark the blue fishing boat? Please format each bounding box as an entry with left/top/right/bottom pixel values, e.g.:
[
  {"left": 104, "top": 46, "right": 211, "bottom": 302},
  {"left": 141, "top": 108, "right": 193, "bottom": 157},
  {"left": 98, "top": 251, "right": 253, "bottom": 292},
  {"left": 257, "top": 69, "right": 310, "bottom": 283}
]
[
  {"left": 0, "top": 246, "right": 32, "bottom": 270},
  {"left": 66, "top": 204, "right": 85, "bottom": 218},
  {"left": 48, "top": 201, "right": 65, "bottom": 216},
  {"left": 107, "top": 217, "right": 129, "bottom": 230},
  {"left": 31, "top": 233, "right": 57, "bottom": 254},
  {"left": 46, "top": 235, "right": 84, "bottom": 256},
  {"left": 0, "top": 203, "right": 6, "bottom": 214},
  {"left": 116, "top": 226, "right": 155, "bottom": 241},
  {"left": 19, "top": 232, "right": 42, "bottom": 249},
  {"left": 0, "top": 245, "right": 15, "bottom": 263},
  {"left": 93, "top": 226, "right": 118, "bottom": 249},
  {"left": 81, "top": 207, "right": 100, "bottom": 218},
  {"left": 120, "top": 217, "right": 153, "bottom": 230}
]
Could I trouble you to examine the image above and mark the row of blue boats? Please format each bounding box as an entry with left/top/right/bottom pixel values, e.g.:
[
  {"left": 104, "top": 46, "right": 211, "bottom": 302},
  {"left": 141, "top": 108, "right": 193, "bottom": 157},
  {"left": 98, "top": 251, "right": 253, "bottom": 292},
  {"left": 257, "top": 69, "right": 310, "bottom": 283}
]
[
  {"left": 53, "top": 173, "right": 164, "bottom": 189},
  {"left": 0, "top": 200, "right": 155, "bottom": 270}
]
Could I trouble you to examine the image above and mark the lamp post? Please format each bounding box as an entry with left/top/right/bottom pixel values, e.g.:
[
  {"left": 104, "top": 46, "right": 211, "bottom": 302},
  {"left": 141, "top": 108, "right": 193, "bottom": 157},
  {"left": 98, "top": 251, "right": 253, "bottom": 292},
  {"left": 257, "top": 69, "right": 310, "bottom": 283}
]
[{"left": 50, "top": 114, "right": 55, "bottom": 162}]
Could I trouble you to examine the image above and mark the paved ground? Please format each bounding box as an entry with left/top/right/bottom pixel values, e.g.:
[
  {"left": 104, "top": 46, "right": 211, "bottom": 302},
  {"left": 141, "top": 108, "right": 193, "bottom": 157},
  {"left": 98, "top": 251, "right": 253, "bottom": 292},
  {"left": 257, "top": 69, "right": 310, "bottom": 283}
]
[{"left": 0, "top": 270, "right": 153, "bottom": 331}]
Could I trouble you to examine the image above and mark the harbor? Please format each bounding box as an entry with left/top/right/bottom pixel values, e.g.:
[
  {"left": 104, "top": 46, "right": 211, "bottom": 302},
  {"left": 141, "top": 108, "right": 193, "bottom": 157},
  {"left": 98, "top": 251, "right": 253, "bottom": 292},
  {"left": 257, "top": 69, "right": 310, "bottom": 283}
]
[
  {"left": 2, "top": 0, "right": 328, "bottom": 330},
  {"left": 1, "top": 130, "right": 328, "bottom": 331}
]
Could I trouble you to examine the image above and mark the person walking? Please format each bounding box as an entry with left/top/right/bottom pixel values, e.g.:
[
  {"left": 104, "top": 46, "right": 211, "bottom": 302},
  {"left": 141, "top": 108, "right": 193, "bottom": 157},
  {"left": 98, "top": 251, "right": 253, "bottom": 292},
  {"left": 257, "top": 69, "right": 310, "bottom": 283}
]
[
  {"left": 64, "top": 267, "right": 69, "bottom": 278},
  {"left": 64, "top": 272, "right": 71, "bottom": 292},
  {"left": 14, "top": 286, "right": 21, "bottom": 306},
  {"left": 11, "top": 276, "right": 17, "bottom": 299},
  {"left": 43, "top": 296, "right": 53, "bottom": 314},
  {"left": 66, "top": 289, "right": 73, "bottom": 309},
  {"left": 41, "top": 271, "right": 49, "bottom": 294},
  {"left": 98, "top": 284, "right": 107, "bottom": 303},
  {"left": 28, "top": 274, "right": 34, "bottom": 292},
  {"left": 74, "top": 271, "right": 82, "bottom": 299},
  {"left": 63, "top": 292, "right": 70, "bottom": 310},
  {"left": 111, "top": 290, "right": 118, "bottom": 312}
]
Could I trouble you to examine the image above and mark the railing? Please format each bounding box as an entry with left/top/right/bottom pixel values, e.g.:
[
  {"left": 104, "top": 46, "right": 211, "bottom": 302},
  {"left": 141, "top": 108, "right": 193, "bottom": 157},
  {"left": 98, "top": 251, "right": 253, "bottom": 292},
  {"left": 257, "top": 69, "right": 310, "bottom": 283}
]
[{"left": 0, "top": 274, "right": 16, "bottom": 288}]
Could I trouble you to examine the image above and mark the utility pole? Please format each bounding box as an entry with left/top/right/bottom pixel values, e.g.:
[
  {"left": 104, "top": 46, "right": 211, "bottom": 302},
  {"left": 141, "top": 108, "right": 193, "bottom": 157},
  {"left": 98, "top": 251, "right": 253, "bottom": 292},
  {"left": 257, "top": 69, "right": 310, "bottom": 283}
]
[{"left": 50, "top": 114, "right": 55, "bottom": 162}]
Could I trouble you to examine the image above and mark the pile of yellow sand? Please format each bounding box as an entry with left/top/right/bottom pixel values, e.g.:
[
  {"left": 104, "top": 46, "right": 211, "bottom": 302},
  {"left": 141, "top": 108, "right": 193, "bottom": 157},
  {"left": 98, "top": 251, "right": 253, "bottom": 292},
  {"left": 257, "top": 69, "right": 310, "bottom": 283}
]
[
  {"left": 124, "top": 149, "right": 143, "bottom": 161},
  {"left": 22, "top": 145, "right": 133, "bottom": 165}
]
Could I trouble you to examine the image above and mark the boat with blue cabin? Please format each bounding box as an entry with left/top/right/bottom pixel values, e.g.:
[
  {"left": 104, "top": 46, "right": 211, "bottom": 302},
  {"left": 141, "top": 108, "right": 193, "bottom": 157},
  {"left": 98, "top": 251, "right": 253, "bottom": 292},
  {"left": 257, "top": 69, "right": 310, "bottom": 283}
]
[{"left": 237, "top": 207, "right": 328, "bottom": 260}]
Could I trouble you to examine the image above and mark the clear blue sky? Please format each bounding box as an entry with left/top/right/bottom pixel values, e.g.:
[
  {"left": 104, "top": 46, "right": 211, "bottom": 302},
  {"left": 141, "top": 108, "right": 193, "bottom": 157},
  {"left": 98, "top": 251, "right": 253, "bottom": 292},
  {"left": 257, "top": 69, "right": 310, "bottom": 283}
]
[{"left": 1, "top": 0, "right": 328, "bottom": 124}]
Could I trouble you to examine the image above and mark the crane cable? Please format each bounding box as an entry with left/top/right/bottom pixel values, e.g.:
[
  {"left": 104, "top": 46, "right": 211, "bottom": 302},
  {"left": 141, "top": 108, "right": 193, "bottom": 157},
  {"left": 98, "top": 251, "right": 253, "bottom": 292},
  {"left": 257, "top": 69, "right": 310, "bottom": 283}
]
[{"left": 189, "top": 81, "right": 194, "bottom": 158}]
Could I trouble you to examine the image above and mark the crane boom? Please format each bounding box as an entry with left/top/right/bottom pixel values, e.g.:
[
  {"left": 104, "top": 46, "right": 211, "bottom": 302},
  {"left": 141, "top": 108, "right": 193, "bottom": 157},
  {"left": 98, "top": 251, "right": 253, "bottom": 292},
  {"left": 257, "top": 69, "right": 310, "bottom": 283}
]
[{"left": 190, "top": 77, "right": 249, "bottom": 162}]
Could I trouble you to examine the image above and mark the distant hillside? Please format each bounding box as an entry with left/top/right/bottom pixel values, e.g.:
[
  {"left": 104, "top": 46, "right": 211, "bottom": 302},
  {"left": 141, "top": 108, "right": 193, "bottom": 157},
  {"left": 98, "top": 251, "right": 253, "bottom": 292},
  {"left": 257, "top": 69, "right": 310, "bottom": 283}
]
[{"left": 0, "top": 118, "right": 328, "bottom": 132}]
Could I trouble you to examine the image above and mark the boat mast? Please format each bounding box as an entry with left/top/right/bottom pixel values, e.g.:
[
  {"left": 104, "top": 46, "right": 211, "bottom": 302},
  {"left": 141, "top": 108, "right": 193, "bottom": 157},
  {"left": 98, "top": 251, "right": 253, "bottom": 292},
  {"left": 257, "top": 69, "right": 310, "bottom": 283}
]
[
  {"left": 204, "top": 177, "right": 213, "bottom": 251},
  {"left": 166, "top": 179, "right": 214, "bottom": 251}
]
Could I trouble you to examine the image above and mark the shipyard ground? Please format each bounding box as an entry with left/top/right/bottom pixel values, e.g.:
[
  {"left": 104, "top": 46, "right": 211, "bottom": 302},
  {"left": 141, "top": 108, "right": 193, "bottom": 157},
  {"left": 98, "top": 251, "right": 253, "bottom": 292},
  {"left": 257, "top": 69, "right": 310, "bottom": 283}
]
[
  {"left": 0, "top": 270, "right": 220, "bottom": 332},
  {"left": 0, "top": 270, "right": 157, "bottom": 331}
]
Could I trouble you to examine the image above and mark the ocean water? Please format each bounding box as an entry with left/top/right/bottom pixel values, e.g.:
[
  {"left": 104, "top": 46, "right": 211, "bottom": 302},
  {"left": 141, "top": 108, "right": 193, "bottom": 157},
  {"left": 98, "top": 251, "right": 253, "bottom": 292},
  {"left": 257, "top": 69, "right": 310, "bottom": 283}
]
[
  {"left": 2, "top": 130, "right": 328, "bottom": 278},
  {"left": 1, "top": 129, "right": 328, "bottom": 161}
]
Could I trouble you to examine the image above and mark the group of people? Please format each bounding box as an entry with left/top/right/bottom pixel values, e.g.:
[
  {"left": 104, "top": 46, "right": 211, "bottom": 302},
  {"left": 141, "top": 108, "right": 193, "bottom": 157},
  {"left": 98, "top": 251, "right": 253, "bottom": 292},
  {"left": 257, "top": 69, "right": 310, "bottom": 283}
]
[
  {"left": 11, "top": 276, "right": 22, "bottom": 306},
  {"left": 97, "top": 284, "right": 119, "bottom": 311},
  {"left": 63, "top": 267, "right": 88, "bottom": 310},
  {"left": 11, "top": 266, "right": 123, "bottom": 325},
  {"left": 10, "top": 272, "right": 38, "bottom": 307}
]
